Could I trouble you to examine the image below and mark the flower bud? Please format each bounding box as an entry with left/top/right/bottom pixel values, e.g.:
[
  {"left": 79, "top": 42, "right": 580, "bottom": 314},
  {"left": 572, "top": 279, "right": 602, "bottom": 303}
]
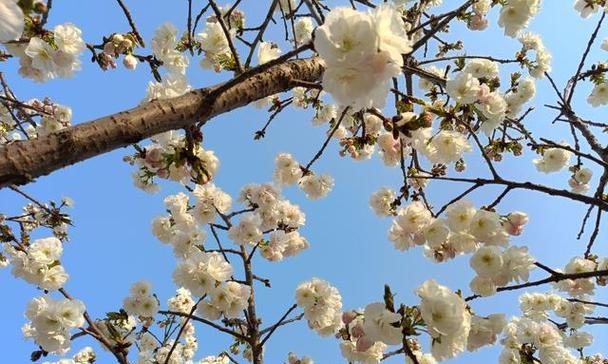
[
  {"left": 112, "top": 34, "right": 125, "bottom": 43},
  {"left": 342, "top": 311, "right": 357, "bottom": 325},
  {"left": 103, "top": 42, "right": 116, "bottom": 56},
  {"left": 123, "top": 54, "right": 138, "bottom": 70},
  {"left": 350, "top": 323, "right": 365, "bottom": 338},
  {"left": 356, "top": 336, "right": 374, "bottom": 352}
]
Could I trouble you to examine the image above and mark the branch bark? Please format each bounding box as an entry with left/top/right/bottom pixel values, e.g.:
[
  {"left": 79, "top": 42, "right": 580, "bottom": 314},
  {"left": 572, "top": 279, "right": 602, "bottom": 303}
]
[{"left": 0, "top": 57, "right": 324, "bottom": 189}]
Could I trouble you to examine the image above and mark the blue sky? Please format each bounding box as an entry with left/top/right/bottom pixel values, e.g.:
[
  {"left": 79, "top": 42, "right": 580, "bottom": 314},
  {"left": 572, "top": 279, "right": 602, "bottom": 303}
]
[{"left": 2, "top": 1, "right": 608, "bottom": 363}]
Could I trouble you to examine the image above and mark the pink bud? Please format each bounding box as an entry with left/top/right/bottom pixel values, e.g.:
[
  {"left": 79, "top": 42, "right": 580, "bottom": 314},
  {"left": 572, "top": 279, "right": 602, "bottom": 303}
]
[
  {"left": 342, "top": 311, "right": 357, "bottom": 325},
  {"left": 123, "top": 54, "right": 138, "bottom": 70},
  {"left": 144, "top": 147, "right": 164, "bottom": 170},
  {"left": 103, "top": 42, "right": 116, "bottom": 56},
  {"left": 477, "top": 84, "right": 492, "bottom": 103},
  {"left": 468, "top": 14, "right": 488, "bottom": 31},
  {"left": 508, "top": 211, "right": 528, "bottom": 226},
  {"left": 356, "top": 336, "right": 374, "bottom": 352},
  {"left": 157, "top": 168, "right": 169, "bottom": 179},
  {"left": 351, "top": 323, "right": 365, "bottom": 338}
]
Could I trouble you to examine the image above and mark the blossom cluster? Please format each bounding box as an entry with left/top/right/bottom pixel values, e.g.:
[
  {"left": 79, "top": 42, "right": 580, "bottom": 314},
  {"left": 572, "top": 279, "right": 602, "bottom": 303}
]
[
  {"left": 295, "top": 278, "right": 343, "bottom": 336},
  {"left": 42, "top": 346, "right": 96, "bottom": 364},
  {"left": 499, "top": 292, "right": 597, "bottom": 364},
  {"left": 314, "top": 5, "right": 412, "bottom": 110},
  {"left": 446, "top": 60, "right": 537, "bottom": 135},
  {"left": 197, "top": 6, "right": 244, "bottom": 72},
  {"left": 5, "top": 237, "right": 69, "bottom": 290},
  {"left": 386, "top": 200, "right": 536, "bottom": 296},
  {"left": 22, "top": 295, "right": 86, "bottom": 354},
  {"left": 144, "top": 23, "right": 192, "bottom": 100},
  {"left": 6, "top": 23, "right": 85, "bottom": 82},
  {"left": 335, "top": 279, "right": 506, "bottom": 363},
  {"left": 229, "top": 183, "right": 310, "bottom": 262},
  {"left": 417, "top": 280, "right": 471, "bottom": 360},
  {"left": 100, "top": 33, "right": 141, "bottom": 71},
  {"left": 122, "top": 281, "right": 160, "bottom": 318},
  {"left": 152, "top": 188, "right": 220, "bottom": 257},
  {"left": 273, "top": 153, "right": 335, "bottom": 200},
  {"left": 497, "top": 0, "right": 541, "bottom": 37},
  {"left": 287, "top": 352, "right": 314, "bottom": 364},
  {"left": 554, "top": 255, "right": 608, "bottom": 297},
  {"left": 137, "top": 321, "right": 199, "bottom": 363},
  {"left": 128, "top": 131, "right": 220, "bottom": 193}
]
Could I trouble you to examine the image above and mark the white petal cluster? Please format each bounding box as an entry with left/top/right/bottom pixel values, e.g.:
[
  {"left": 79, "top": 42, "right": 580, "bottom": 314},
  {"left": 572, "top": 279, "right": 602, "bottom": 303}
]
[
  {"left": 340, "top": 340, "right": 386, "bottom": 364},
  {"left": 446, "top": 72, "right": 481, "bottom": 105},
  {"left": 167, "top": 287, "right": 196, "bottom": 314},
  {"left": 152, "top": 22, "right": 189, "bottom": 75},
  {"left": 339, "top": 313, "right": 386, "bottom": 363},
  {"left": 500, "top": 293, "right": 595, "bottom": 364},
  {"left": 416, "top": 280, "right": 471, "bottom": 361},
  {"left": 554, "top": 256, "right": 597, "bottom": 297},
  {"left": 7, "top": 237, "right": 69, "bottom": 290},
  {"left": 505, "top": 78, "right": 536, "bottom": 117},
  {"left": 0, "top": 0, "right": 23, "bottom": 42},
  {"left": 388, "top": 201, "right": 433, "bottom": 251},
  {"left": 274, "top": 153, "right": 303, "bottom": 186},
  {"left": 299, "top": 174, "right": 335, "bottom": 200},
  {"left": 469, "top": 245, "right": 535, "bottom": 297},
  {"left": 444, "top": 64, "right": 511, "bottom": 135},
  {"left": 296, "top": 278, "right": 343, "bottom": 336},
  {"left": 173, "top": 251, "right": 233, "bottom": 296},
  {"left": 519, "top": 32, "right": 552, "bottom": 78},
  {"left": 574, "top": 0, "right": 606, "bottom": 18},
  {"left": 197, "top": 20, "right": 236, "bottom": 72},
  {"left": 143, "top": 73, "right": 192, "bottom": 102},
  {"left": 152, "top": 192, "right": 208, "bottom": 258},
  {"left": 31, "top": 101, "right": 73, "bottom": 137},
  {"left": 191, "top": 183, "right": 232, "bottom": 224},
  {"left": 369, "top": 187, "right": 397, "bottom": 217},
  {"left": 123, "top": 281, "right": 159, "bottom": 318},
  {"left": 257, "top": 41, "right": 281, "bottom": 65},
  {"left": 237, "top": 182, "right": 307, "bottom": 232},
  {"left": 294, "top": 17, "right": 314, "bottom": 45},
  {"left": 153, "top": 334, "right": 198, "bottom": 364},
  {"left": 23, "top": 295, "right": 85, "bottom": 355},
  {"left": 467, "top": 314, "right": 507, "bottom": 352},
  {"left": 228, "top": 212, "right": 263, "bottom": 245},
  {"left": 314, "top": 5, "right": 411, "bottom": 110},
  {"left": 199, "top": 355, "right": 230, "bottom": 364},
  {"left": 130, "top": 131, "right": 218, "bottom": 192},
  {"left": 504, "top": 211, "right": 529, "bottom": 236},
  {"left": 197, "top": 281, "right": 251, "bottom": 319},
  {"left": 497, "top": 0, "right": 541, "bottom": 37},
  {"left": 426, "top": 130, "right": 472, "bottom": 164},
  {"left": 287, "top": 352, "right": 314, "bottom": 364},
  {"left": 587, "top": 82, "right": 608, "bottom": 107},
  {"left": 361, "top": 302, "right": 402, "bottom": 345},
  {"left": 7, "top": 23, "right": 85, "bottom": 82},
  {"left": 533, "top": 145, "right": 571, "bottom": 173},
  {"left": 260, "top": 230, "right": 309, "bottom": 262},
  {"left": 569, "top": 167, "right": 593, "bottom": 194},
  {"left": 42, "top": 346, "right": 96, "bottom": 364}
]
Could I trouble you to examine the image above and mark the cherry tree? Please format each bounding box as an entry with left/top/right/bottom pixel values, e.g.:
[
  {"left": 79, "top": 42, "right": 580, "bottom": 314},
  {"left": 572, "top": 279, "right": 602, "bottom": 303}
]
[{"left": 1, "top": 0, "right": 608, "bottom": 363}]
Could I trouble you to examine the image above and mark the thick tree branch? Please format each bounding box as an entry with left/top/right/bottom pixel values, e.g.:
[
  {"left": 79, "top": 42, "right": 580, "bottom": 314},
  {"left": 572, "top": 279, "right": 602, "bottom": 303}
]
[{"left": 0, "top": 57, "right": 323, "bottom": 189}]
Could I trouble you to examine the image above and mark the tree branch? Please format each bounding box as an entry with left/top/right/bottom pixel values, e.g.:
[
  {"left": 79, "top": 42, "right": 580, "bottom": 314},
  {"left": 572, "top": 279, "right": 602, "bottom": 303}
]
[{"left": 0, "top": 57, "right": 323, "bottom": 189}]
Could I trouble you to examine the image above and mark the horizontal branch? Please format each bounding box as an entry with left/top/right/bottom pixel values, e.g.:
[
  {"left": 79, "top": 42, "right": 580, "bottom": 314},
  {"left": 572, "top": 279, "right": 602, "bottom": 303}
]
[
  {"left": 466, "top": 268, "right": 608, "bottom": 301},
  {"left": 416, "top": 175, "right": 608, "bottom": 211},
  {"left": 159, "top": 310, "right": 249, "bottom": 342},
  {"left": 0, "top": 56, "right": 323, "bottom": 189}
]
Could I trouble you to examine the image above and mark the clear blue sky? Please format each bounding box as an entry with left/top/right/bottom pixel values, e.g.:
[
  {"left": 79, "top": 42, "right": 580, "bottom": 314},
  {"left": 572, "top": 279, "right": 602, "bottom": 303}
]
[{"left": 2, "top": 1, "right": 608, "bottom": 363}]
